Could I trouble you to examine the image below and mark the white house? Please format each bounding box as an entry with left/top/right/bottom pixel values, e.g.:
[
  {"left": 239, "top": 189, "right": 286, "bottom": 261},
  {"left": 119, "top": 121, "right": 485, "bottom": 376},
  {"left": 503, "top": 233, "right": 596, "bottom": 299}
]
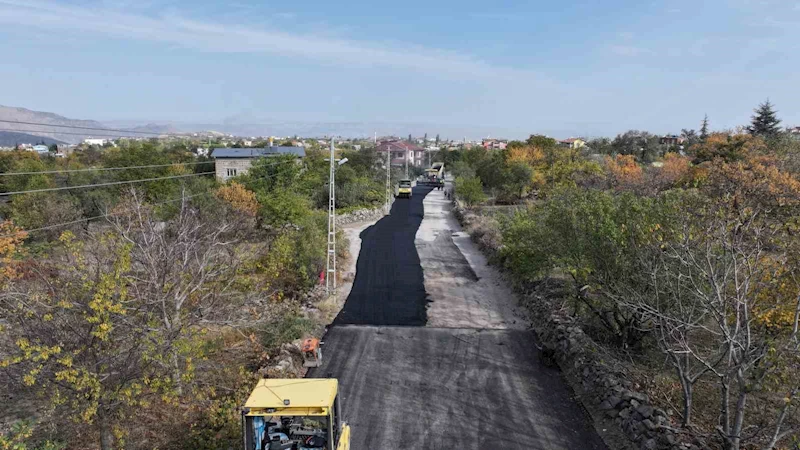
[{"left": 83, "top": 138, "right": 108, "bottom": 146}]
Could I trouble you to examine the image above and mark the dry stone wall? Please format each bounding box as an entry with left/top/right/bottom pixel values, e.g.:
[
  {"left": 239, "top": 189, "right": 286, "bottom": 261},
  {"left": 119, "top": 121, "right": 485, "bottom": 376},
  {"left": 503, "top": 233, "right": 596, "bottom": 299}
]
[{"left": 335, "top": 204, "right": 388, "bottom": 227}]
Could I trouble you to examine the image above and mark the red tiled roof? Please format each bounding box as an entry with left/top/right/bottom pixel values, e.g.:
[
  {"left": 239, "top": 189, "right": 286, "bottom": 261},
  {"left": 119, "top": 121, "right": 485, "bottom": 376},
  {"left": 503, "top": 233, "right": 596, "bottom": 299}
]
[{"left": 377, "top": 140, "right": 423, "bottom": 152}]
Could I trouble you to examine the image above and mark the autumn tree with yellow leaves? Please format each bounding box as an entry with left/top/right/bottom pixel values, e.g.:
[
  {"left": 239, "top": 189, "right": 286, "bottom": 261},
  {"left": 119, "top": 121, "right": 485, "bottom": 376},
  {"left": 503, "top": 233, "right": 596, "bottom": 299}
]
[{"left": 0, "top": 193, "right": 248, "bottom": 450}]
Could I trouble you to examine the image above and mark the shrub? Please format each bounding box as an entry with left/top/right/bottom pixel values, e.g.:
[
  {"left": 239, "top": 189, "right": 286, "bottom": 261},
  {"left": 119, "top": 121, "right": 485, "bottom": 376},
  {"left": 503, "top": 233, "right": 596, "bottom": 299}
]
[
  {"left": 261, "top": 313, "right": 315, "bottom": 354},
  {"left": 454, "top": 176, "right": 486, "bottom": 207}
]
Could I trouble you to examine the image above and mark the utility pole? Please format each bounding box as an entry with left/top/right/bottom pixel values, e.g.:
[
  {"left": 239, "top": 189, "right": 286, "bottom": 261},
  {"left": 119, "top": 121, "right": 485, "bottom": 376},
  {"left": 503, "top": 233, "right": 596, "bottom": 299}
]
[
  {"left": 385, "top": 145, "right": 391, "bottom": 215},
  {"left": 326, "top": 139, "right": 336, "bottom": 295},
  {"left": 405, "top": 147, "right": 409, "bottom": 179}
]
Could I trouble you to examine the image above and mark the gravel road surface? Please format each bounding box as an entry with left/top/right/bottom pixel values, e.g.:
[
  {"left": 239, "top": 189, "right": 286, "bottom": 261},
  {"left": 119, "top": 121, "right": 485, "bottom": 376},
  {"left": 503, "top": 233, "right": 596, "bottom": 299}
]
[{"left": 316, "top": 185, "right": 608, "bottom": 449}]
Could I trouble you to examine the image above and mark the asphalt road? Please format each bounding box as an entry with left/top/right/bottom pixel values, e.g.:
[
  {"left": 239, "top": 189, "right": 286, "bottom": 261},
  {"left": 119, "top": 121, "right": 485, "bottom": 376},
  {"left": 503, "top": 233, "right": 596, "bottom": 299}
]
[
  {"left": 332, "top": 186, "right": 434, "bottom": 326},
  {"left": 311, "top": 326, "right": 607, "bottom": 449},
  {"left": 315, "top": 185, "right": 607, "bottom": 449}
]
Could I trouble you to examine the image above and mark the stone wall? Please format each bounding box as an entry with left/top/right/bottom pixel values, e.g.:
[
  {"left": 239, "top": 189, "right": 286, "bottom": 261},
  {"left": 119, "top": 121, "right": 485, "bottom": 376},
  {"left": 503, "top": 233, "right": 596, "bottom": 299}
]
[
  {"left": 335, "top": 204, "right": 389, "bottom": 226},
  {"left": 452, "top": 200, "right": 697, "bottom": 450},
  {"left": 215, "top": 158, "right": 254, "bottom": 181}
]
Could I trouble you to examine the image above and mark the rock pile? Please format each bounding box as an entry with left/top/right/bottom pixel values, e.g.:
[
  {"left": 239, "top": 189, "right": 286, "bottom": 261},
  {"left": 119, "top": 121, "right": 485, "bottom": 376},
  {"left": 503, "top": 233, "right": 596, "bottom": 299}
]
[
  {"left": 336, "top": 205, "right": 388, "bottom": 226},
  {"left": 261, "top": 342, "right": 304, "bottom": 378}
]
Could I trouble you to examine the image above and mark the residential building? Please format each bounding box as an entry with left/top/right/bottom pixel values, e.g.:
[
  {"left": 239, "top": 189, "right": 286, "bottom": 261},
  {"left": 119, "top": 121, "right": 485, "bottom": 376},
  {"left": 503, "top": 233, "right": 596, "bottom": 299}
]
[
  {"left": 83, "top": 138, "right": 109, "bottom": 146},
  {"left": 482, "top": 139, "right": 507, "bottom": 150},
  {"left": 32, "top": 144, "right": 49, "bottom": 154},
  {"left": 789, "top": 126, "right": 800, "bottom": 140},
  {"left": 659, "top": 135, "right": 684, "bottom": 146},
  {"left": 211, "top": 146, "right": 306, "bottom": 181},
  {"left": 559, "top": 137, "right": 586, "bottom": 149},
  {"left": 376, "top": 140, "right": 426, "bottom": 167}
]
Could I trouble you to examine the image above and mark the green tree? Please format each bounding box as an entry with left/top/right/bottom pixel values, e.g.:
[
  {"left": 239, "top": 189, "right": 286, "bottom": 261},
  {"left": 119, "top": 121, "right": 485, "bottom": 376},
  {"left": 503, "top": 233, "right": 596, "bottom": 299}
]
[
  {"left": 585, "top": 137, "right": 612, "bottom": 155},
  {"left": 699, "top": 114, "right": 710, "bottom": 141},
  {"left": 611, "top": 130, "right": 661, "bottom": 162},
  {"left": 453, "top": 175, "right": 486, "bottom": 206},
  {"left": 748, "top": 99, "right": 782, "bottom": 138},
  {"left": 501, "top": 161, "right": 534, "bottom": 200},
  {"left": 680, "top": 129, "right": 699, "bottom": 147}
]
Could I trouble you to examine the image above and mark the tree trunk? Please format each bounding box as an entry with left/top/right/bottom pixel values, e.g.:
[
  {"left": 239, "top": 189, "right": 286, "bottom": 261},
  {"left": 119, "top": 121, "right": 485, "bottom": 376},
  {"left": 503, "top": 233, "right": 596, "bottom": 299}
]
[
  {"left": 729, "top": 383, "right": 748, "bottom": 450},
  {"left": 172, "top": 348, "right": 183, "bottom": 396},
  {"left": 680, "top": 375, "right": 693, "bottom": 427},
  {"left": 99, "top": 412, "right": 114, "bottom": 450},
  {"left": 721, "top": 380, "right": 731, "bottom": 439}
]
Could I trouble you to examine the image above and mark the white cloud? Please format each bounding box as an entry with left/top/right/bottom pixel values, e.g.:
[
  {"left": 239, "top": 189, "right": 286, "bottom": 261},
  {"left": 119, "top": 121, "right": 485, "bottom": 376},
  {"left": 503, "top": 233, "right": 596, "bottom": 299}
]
[{"left": 0, "top": 0, "right": 552, "bottom": 84}]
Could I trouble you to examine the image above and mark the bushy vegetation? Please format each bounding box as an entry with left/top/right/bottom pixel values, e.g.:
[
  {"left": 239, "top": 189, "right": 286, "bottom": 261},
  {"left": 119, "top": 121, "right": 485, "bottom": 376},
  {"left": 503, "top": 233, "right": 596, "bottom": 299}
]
[
  {"left": 454, "top": 102, "right": 800, "bottom": 450},
  {"left": 0, "top": 140, "right": 386, "bottom": 449}
]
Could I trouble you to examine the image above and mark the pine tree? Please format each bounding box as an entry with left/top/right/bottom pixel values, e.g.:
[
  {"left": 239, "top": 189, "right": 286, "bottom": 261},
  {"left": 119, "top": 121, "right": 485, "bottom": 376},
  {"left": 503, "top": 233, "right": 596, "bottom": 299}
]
[
  {"left": 700, "top": 114, "right": 709, "bottom": 141},
  {"left": 748, "top": 100, "right": 782, "bottom": 137}
]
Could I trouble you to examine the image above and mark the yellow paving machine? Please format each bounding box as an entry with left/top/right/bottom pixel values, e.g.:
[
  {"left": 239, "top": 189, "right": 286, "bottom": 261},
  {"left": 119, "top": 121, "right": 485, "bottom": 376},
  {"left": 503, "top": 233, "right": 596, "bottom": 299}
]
[
  {"left": 242, "top": 378, "right": 350, "bottom": 450},
  {"left": 397, "top": 179, "right": 412, "bottom": 198},
  {"left": 421, "top": 162, "right": 445, "bottom": 186}
]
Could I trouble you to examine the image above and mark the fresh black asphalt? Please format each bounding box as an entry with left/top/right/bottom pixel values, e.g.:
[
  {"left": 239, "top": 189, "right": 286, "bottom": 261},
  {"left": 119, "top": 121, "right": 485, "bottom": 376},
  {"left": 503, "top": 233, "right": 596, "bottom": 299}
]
[
  {"left": 314, "top": 185, "right": 608, "bottom": 449},
  {"left": 332, "top": 185, "right": 434, "bottom": 326}
]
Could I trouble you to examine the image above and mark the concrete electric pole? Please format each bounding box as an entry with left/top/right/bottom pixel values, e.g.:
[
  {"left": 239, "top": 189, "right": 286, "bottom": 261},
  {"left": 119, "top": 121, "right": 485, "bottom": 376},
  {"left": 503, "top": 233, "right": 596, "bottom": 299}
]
[
  {"left": 405, "top": 147, "right": 409, "bottom": 179},
  {"left": 326, "top": 139, "right": 337, "bottom": 295},
  {"left": 325, "top": 140, "right": 348, "bottom": 296},
  {"left": 385, "top": 146, "right": 391, "bottom": 215}
]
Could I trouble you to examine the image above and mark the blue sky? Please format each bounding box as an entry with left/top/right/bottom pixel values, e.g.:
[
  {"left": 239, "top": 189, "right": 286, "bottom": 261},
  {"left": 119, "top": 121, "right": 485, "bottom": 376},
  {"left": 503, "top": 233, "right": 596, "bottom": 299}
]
[{"left": 0, "top": 0, "right": 798, "bottom": 138}]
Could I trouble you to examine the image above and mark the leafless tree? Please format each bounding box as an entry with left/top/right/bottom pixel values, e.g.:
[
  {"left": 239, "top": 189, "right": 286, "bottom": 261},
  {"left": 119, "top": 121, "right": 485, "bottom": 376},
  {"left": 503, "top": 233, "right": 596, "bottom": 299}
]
[
  {"left": 622, "top": 201, "right": 800, "bottom": 449},
  {"left": 108, "top": 189, "right": 247, "bottom": 395}
]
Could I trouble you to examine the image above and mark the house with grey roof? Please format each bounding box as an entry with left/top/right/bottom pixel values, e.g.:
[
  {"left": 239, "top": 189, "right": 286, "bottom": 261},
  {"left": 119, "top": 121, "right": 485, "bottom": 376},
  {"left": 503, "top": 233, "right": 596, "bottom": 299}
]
[{"left": 211, "top": 146, "right": 306, "bottom": 181}]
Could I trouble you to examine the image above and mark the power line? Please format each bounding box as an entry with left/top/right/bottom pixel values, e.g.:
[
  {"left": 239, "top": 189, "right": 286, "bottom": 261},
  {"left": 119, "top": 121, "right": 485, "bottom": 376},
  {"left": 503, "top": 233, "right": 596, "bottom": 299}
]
[
  {"left": 0, "top": 119, "right": 170, "bottom": 136},
  {"left": 0, "top": 171, "right": 214, "bottom": 197},
  {"left": 1, "top": 191, "right": 214, "bottom": 239},
  {"left": 2, "top": 165, "right": 295, "bottom": 240},
  {"left": 0, "top": 161, "right": 214, "bottom": 177},
  {"left": 0, "top": 155, "right": 295, "bottom": 177}
]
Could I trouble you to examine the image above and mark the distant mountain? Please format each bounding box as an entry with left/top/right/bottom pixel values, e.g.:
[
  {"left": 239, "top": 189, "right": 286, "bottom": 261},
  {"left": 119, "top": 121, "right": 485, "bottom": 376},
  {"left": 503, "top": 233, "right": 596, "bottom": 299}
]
[
  {"left": 0, "top": 105, "right": 112, "bottom": 144},
  {"left": 0, "top": 131, "right": 65, "bottom": 147},
  {"left": 129, "top": 123, "right": 179, "bottom": 134},
  {"left": 0, "top": 105, "right": 530, "bottom": 143}
]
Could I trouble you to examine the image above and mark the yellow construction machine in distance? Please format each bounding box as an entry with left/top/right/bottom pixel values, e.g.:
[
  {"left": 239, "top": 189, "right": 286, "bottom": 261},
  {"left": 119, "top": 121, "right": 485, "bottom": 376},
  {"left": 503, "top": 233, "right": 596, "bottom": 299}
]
[
  {"left": 397, "top": 179, "right": 412, "bottom": 198},
  {"left": 242, "top": 378, "right": 350, "bottom": 450}
]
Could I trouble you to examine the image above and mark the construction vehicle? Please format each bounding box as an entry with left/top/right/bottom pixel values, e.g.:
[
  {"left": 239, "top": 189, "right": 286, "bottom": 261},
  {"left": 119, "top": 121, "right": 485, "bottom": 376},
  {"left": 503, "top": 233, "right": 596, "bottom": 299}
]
[
  {"left": 242, "top": 378, "right": 351, "bottom": 450},
  {"left": 420, "top": 162, "right": 445, "bottom": 186},
  {"left": 397, "top": 179, "right": 412, "bottom": 198}
]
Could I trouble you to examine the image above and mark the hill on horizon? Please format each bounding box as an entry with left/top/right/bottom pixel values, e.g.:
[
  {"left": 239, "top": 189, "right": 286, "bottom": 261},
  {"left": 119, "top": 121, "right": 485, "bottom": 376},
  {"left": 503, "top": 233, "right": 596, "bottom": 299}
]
[
  {"left": 0, "top": 131, "right": 65, "bottom": 147},
  {"left": 0, "top": 105, "right": 112, "bottom": 144}
]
